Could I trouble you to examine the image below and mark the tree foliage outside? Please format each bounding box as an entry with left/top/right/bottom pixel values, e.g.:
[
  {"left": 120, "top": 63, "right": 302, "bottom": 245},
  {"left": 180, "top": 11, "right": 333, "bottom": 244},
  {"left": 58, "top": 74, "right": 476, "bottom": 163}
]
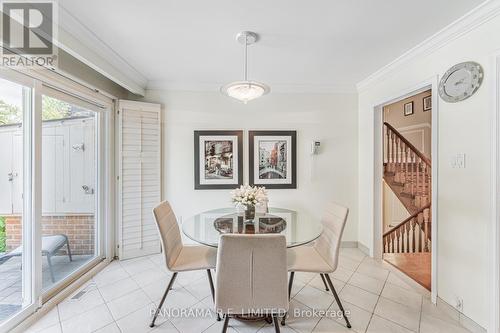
[
  {"left": 0, "top": 96, "right": 91, "bottom": 126},
  {"left": 0, "top": 99, "right": 21, "bottom": 125},
  {"left": 0, "top": 216, "right": 5, "bottom": 253},
  {"left": 42, "top": 96, "right": 72, "bottom": 120}
]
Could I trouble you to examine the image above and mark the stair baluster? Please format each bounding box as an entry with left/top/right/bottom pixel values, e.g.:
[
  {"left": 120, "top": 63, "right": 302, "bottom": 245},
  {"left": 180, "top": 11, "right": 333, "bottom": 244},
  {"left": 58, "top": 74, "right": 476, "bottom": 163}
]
[
  {"left": 390, "top": 233, "right": 394, "bottom": 253},
  {"left": 417, "top": 212, "right": 424, "bottom": 252},
  {"left": 391, "top": 132, "right": 395, "bottom": 173},
  {"left": 423, "top": 208, "right": 431, "bottom": 252},
  {"left": 411, "top": 219, "right": 416, "bottom": 252},
  {"left": 405, "top": 223, "right": 410, "bottom": 253}
]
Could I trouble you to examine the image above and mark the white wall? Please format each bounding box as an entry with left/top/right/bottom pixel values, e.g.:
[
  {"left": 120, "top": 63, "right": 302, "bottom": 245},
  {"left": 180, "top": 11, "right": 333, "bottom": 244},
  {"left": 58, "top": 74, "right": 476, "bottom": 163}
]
[
  {"left": 143, "top": 90, "right": 359, "bottom": 242},
  {"left": 383, "top": 181, "right": 410, "bottom": 232},
  {"left": 357, "top": 9, "right": 500, "bottom": 329}
]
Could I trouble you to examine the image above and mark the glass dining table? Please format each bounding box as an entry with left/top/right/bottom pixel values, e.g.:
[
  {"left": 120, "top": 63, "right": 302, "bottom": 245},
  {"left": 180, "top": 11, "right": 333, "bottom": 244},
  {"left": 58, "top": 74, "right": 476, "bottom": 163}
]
[{"left": 182, "top": 207, "right": 323, "bottom": 248}]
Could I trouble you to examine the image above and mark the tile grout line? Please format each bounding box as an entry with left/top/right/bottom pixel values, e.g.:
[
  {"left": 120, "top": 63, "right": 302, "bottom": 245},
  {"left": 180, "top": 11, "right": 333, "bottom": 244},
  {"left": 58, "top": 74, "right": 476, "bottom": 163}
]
[
  {"left": 373, "top": 295, "right": 423, "bottom": 333},
  {"left": 93, "top": 278, "right": 123, "bottom": 333},
  {"left": 363, "top": 265, "right": 390, "bottom": 333},
  {"left": 303, "top": 273, "right": 343, "bottom": 333},
  {"left": 418, "top": 296, "right": 423, "bottom": 333},
  {"left": 31, "top": 249, "right": 446, "bottom": 333},
  {"left": 301, "top": 254, "right": 365, "bottom": 332},
  {"left": 56, "top": 304, "right": 63, "bottom": 333}
]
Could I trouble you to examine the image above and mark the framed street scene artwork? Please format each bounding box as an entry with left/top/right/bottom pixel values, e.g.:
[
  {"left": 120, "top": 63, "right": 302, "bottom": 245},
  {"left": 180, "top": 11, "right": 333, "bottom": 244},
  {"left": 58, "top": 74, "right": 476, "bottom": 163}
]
[
  {"left": 423, "top": 95, "right": 432, "bottom": 111},
  {"left": 194, "top": 130, "right": 243, "bottom": 189},
  {"left": 404, "top": 101, "right": 414, "bottom": 116},
  {"left": 249, "top": 130, "right": 297, "bottom": 189}
]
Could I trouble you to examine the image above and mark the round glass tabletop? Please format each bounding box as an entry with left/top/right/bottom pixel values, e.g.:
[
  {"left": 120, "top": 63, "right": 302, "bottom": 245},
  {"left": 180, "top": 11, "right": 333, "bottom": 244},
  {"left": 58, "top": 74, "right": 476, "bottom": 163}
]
[{"left": 182, "top": 207, "right": 323, "bottom": 248}]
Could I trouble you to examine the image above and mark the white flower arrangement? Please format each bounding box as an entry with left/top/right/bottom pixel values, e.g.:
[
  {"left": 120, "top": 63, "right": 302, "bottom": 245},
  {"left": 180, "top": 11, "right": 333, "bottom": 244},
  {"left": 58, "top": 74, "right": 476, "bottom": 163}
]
[{"left": 231, "top": 185, "right": 268, "bottom": 208}]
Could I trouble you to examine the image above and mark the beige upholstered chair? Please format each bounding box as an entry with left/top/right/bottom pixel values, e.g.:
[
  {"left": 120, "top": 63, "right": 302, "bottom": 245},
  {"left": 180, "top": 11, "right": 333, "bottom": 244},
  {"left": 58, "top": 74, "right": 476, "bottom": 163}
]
[
  {"left": 150, "top": 201, "right": 219, "bottom": 327},
  {"left": 286, "top": 201, "right": 351, "bottom": 328},
  {"left": 215, "top": 234, "right": 288, "bottom": 333}
]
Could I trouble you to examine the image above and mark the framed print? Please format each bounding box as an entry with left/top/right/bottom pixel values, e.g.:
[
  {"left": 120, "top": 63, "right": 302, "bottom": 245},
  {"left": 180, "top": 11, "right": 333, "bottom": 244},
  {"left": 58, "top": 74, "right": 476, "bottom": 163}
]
[
  {"left": 423, "top": 95, "right": 432, "bottom": 111},
  {"left": 404, "top": 101, "right": 414, "bottom": 116},
  {"left": 194, "top": 130, "right": 243, "bottom": 189},
  {"left": 249, "top": 130, "right": 297, "bottom": 189}
]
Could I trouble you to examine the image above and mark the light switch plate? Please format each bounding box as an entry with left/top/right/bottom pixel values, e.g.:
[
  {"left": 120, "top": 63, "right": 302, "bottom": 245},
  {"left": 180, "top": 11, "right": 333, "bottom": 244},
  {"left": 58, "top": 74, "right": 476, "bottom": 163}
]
[{"left": 451, "top": 153, "right": 466, "bottom": 168}]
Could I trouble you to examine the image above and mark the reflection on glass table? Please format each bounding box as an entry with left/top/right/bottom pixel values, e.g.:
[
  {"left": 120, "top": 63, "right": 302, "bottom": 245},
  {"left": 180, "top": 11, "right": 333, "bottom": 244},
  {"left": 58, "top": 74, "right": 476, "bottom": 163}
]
[{"left": 182, "top": 207, "right": 323, "bottom": 248}]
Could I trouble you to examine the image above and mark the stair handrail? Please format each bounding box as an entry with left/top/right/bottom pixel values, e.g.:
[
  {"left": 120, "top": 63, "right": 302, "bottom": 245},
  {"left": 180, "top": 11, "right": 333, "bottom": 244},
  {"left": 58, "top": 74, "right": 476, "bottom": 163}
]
[
  {"left": 384, "top": 122, "right": 431, "bottom": 167},
  {"left": 383, "top": 203, "right": 431, "bottom": 237}
]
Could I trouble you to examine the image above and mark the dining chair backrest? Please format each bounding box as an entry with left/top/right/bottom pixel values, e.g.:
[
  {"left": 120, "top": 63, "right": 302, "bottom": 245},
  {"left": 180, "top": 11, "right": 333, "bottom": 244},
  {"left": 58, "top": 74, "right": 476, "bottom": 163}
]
[
  {"left": 153, "top": 201, "right": 183, "bottom": 271},
  {"left": 215, "top": 234, "right": 288, "bottom": 315},
  {"left": 313, "top": 201, "right": 349, "bottom": 272}
]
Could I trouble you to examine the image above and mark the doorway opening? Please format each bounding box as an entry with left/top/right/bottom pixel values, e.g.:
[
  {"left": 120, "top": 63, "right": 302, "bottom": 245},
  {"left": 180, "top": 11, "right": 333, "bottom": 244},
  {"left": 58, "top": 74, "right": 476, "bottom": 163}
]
[{"left": 381, "top": 89, "right": 432, "bottom": 290}]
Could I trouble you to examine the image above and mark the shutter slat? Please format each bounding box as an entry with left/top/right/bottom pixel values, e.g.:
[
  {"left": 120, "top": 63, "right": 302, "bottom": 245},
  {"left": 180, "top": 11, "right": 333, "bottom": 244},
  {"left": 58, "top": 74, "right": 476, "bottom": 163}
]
[{"left": 118, "top": 101, "right": 162, "bottom": 260}]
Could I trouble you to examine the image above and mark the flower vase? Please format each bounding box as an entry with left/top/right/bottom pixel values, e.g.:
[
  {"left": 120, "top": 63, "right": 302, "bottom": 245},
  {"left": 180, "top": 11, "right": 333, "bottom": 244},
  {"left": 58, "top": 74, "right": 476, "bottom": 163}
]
[{"left": 244, "top": 205, "right": 256, "bottom": 221}]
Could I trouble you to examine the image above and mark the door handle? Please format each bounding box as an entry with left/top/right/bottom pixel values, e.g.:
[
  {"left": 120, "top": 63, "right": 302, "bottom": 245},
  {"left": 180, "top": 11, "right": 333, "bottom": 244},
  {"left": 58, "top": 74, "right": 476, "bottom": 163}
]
[
  {"left": 8, "top": 172, "right": 13, "bottom": 181},
  {"left": 82, "top": 185, "right": 94, "bottom": 194}
]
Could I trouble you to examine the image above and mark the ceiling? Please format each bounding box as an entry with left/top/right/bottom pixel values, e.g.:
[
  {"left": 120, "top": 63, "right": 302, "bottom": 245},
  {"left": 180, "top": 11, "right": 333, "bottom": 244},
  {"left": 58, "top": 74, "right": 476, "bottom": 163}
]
[{"left": 58, "top": 0, "right": 486, "bottom": 93}]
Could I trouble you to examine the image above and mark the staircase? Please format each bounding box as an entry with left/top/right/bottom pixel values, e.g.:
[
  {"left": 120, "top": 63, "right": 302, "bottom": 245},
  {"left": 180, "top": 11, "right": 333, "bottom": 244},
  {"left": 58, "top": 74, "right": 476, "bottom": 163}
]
[{"left": 383, "top": 122, "right": 431, "bottom": 254}]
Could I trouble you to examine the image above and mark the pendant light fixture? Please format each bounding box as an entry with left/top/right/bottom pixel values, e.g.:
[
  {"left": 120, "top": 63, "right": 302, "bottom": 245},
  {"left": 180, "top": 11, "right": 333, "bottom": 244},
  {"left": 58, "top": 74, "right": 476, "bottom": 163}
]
[{"left": 221, "top": 31, "right": 270, "bottom": 103}]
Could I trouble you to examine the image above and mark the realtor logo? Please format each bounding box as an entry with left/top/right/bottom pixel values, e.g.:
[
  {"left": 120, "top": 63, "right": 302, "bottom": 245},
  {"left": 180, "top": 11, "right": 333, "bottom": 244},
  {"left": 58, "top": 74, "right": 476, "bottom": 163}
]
[{"left": 1, "top": 1, "right": 58, "bottom": 67}]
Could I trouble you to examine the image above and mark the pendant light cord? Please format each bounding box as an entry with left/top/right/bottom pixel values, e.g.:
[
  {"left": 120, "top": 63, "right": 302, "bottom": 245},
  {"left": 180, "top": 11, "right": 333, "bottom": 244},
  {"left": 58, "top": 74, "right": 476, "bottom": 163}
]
[{"left": 244, "top": 36, "right": 248, "bottom": 81}]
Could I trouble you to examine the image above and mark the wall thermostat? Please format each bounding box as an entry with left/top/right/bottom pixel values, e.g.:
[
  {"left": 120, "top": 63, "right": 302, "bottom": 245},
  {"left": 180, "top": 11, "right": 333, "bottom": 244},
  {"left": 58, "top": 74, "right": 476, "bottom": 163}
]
[{"left": 311, "top": 141, "right": 321, "bottom": 155}]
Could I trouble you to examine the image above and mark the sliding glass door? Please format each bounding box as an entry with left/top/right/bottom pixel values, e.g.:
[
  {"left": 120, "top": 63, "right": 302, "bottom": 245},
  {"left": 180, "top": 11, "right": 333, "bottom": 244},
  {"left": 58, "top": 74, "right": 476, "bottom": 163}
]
[
  {"left": 0, "top": 76, "right": 33, "bottom": 325},
  {"left": 40, "top": 95, "right": 100, "bottom": 291},
  {"left": 0, "top": 69, "right": 110, "bottom": 330}
]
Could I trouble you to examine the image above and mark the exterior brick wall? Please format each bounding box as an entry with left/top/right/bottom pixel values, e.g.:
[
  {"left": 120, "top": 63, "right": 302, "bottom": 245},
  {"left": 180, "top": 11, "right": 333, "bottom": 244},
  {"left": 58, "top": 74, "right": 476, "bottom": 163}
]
[{"left": 4, "top": 215, "right": 95, "bottom": 255}]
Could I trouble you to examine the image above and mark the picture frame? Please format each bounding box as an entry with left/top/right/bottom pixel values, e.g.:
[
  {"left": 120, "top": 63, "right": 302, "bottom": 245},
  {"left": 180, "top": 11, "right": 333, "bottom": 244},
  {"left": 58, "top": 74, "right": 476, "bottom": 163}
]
[
  {"left": 404, "top": 101, "right": 414, "bottom": 116},
  {"left": 249, "top": 130, "right": 297, "bottom": 189},
  {"left": 423, "top": 95, "right": 432, "bottom": 111},
  {"left": 194, "top": 130, "right": 243, "bottom": 190}
]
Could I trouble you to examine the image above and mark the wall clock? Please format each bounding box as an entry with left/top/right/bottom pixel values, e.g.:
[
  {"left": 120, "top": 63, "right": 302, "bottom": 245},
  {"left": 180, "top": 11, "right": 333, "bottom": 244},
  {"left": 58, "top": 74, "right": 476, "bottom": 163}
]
[{"left": 438, "top": 61, "right": 483, "bottom": 103}]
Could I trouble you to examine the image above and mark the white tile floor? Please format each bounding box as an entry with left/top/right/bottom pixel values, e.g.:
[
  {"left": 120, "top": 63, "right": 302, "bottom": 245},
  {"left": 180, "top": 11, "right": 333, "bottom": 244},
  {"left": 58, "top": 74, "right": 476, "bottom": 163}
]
[
  {"left": 25, "top": 248, "right": 473, "bottom": 333},
  {"left": 0, "top": 255, "right": 93, "bottom": 323}
]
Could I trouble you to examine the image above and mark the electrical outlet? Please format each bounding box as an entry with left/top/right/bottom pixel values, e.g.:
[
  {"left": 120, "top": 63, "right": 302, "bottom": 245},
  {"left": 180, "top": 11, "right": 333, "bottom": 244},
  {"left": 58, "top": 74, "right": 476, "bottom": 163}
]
[{"left": 456, "top": 297, "right": 463, "bottom": 312}]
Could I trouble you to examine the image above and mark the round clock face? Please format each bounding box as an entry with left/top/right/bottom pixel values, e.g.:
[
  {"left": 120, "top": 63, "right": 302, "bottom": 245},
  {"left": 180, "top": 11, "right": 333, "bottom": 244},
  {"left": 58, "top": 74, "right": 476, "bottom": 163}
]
[{"left": 438, "top": 62, "right": 483, "bottom": 103}]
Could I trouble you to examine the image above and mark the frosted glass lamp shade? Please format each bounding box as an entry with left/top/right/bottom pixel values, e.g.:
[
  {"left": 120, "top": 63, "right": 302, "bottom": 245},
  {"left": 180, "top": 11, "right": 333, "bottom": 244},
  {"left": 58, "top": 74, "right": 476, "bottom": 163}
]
[{"left": 221, "top": 81, "right": 270, "bottom": 103}]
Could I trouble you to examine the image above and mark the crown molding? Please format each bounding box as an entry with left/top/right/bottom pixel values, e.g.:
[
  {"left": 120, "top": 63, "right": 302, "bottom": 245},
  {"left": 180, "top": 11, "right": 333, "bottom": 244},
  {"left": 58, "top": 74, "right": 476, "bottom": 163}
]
[
  {"left": 146, "top": 80, "right": 357, "bottom": 94},
  {"left": 356, "top": 0, "right": 500, "bottom": 92},
  {"left": 55, "top": 5, "right": 147, "bottom": 96}
]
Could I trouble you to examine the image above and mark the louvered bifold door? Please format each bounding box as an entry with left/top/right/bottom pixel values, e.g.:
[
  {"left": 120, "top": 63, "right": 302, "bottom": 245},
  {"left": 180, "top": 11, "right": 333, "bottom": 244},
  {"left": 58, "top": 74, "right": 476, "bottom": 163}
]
[{"left": 118, "top": 100, "right": 162, "bottom": 259}]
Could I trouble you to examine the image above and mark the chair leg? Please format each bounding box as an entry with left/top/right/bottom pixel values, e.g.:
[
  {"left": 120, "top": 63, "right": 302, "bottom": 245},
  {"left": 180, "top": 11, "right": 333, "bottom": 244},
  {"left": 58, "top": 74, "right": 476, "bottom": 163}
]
[
  {"left": 280, "top": 314, "right": 287, "bottom": 326},
  {"left": 150, "top": 272, "right": 178, "bottom": 328},
  {"left": 64, "top": 235, "right": 73, "bottom": 261},
  {"left": 288, "top": 272, "right": 295, "bottom": 300},
  {"left": 46, "top": 255, "right": 55, "bottom": 283},
  {"left": 324, "top": 274, "right": 351, "bottom": 329},
  {"left": 206, "top": 269, "right": 221, "bottom": 321},
  {"left": 320, "top": 274, "right": 329, "bottom": 291},
  {"left": 222, "top": 315, "right": 230, "bottom": 333},
  {"left": 281, "top": 272, "right": 295, "bottom": 326},
  {"left": 273, "top": 315, "right": 281, "bottom": 333}
]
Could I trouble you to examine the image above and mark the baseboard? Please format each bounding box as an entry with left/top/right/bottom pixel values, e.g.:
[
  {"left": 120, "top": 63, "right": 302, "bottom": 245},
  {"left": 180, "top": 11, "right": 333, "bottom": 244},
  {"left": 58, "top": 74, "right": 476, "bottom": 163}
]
[
  {"left": 357, "top": 242, "right": 370, "bottom": 255},
  {"left": 340, "top": 241, "right": 370, "bottom": 255},
  {"left": 340, "top": 241, "right": 358, "bottom": 248}
]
